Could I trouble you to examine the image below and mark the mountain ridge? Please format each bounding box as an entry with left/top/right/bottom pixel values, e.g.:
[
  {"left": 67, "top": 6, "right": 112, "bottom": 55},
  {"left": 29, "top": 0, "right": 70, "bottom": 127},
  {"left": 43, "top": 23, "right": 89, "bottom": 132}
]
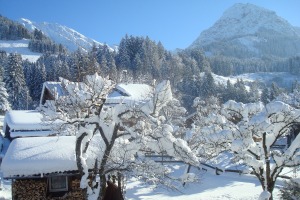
[
  {"left": 189, "top": 3, "right": 300, "bottom": 59},
  {"left": 19, "top": 18, "right": 114, "bottom": 52}
]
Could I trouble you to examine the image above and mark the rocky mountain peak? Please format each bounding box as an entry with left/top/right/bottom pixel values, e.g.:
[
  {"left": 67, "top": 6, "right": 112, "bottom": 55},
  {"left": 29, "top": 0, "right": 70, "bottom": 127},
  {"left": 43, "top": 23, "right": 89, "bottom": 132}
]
[{"left": 188, "top": 3, "right": 300, "bottom": 58}]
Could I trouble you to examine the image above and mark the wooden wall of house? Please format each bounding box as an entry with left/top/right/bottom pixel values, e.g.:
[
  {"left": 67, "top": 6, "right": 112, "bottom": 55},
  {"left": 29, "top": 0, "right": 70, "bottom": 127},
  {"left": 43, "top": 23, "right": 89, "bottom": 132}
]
[
  {"left": 12, "top": 176, "right": 85, "bottom": 200},
  {"left": 41, "top": 88, "right": 55, "bottom": 105},
  {"left": 12, "top": 178, "right": 47, "bottom": 200}
]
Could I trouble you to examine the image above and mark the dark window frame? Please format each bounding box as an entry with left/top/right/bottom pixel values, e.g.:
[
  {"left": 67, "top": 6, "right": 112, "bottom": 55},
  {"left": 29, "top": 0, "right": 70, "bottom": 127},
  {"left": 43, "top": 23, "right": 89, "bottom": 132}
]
[{"left": 48, "top": 176, "right": 68, "bottom": 192}]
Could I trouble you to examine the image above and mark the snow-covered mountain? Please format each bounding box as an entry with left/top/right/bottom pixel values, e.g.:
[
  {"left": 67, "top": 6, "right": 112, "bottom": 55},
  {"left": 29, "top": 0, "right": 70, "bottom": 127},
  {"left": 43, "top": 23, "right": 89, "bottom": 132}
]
[
  {"left": 19, "top": 18, "right": 113, "bottom": 52},
  {"left": 189, "top": 3, "right": 300, "bottom": 58},
  {"left": 295, "top": 27, "right": 300, "bottom": 35}
]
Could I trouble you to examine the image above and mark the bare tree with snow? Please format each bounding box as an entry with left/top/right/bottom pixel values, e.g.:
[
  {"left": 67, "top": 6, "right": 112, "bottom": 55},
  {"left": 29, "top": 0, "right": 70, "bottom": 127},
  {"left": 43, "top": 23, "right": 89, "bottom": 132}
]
[
  {"left": 191, "top": 99, "right": 300, "bottom": 200},
  {"left": 41, "top": 73, "right": 198, "bottom": 200}
]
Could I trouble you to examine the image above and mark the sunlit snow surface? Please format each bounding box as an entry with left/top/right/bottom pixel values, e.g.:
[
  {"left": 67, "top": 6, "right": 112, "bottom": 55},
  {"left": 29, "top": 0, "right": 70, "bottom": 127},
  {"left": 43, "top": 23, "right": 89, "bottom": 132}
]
[
  {"left": 125, "top": 164, "right": 287, "bottom": 200},
  {"left": 0, "top": 39, "right": 41, "bottom": 62},
  {"left": 107, "top": 84, "right": 152, "bottom": 105},
  {"left": 213, "top": 72, "right": 300, "bottom": 89}
]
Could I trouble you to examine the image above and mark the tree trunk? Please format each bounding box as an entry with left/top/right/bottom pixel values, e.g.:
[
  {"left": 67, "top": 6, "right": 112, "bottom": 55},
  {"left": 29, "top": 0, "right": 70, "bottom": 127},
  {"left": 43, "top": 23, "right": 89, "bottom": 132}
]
[
  {"left": 267, "top": 182, "right": 275, "bottom": 200},
  {"left": 76, "top": 132, "right": 88, "bottom": 198},
  {"left": 98, "top": 124, "right": 120, "bottom": 199},
  {"left": 262, "top": 132, "right": 275, "bottom": 200}
]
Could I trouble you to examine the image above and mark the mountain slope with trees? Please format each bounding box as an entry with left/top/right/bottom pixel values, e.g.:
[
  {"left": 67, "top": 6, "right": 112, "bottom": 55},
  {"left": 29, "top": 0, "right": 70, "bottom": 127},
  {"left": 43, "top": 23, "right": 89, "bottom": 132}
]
[{"left": 19, "top": 18, "right": 113, "bottom": 52}]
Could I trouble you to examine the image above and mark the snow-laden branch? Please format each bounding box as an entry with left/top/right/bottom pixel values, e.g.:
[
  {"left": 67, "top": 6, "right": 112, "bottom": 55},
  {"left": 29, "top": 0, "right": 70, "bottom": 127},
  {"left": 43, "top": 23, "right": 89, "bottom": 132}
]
[
  {"left": 42, "top": 74, "right": 198, "bottom": 199},
  {"left": 191, "top": 99, "right": 300, "bottom": 200}
]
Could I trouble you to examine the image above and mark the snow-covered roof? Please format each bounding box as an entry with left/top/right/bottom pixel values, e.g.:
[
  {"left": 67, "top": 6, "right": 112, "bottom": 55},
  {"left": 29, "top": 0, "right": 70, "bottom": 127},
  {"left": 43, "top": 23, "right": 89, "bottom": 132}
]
[
  {"left": 106, "top": 83, "right": 152, "bottom": 104},
  {"left": 43, "top": 82, "right": 66, "bottom": 96},
  {"left": 10, "top": 130, "right": 54, "bottom": 138},
  {"left": 1, "top": 135, "right": 101, "bottom": 178},
  {"left": 3, "top": 110, "right": 58, "bottom": 137}
]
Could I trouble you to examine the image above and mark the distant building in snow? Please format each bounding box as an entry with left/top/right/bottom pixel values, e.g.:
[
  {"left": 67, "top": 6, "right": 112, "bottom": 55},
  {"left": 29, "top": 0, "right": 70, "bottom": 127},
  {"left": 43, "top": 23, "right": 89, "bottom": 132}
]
[
  {"left": 2, "top": 110, "right": 57, "bottom": 140},
  {"left": 40, "top": 81, "right": 67, "bottom": 105},
  {"left": 106, "top": 83, "right": 152, "bottom": 105},
  {"left": 39, "top": 81, "right": 152, "bottom": 107}
]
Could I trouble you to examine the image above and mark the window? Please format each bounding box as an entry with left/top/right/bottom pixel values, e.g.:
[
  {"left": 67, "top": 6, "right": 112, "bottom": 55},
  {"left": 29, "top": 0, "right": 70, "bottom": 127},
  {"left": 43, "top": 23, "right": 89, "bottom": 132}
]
[{"left": 49, "top": 176, "right": 68, "bottom": 192}]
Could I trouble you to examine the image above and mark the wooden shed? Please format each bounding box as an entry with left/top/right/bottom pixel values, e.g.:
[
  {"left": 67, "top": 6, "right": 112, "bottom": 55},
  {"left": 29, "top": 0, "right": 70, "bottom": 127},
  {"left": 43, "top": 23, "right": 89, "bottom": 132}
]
[
  {"left": 2, "top": 110, "right": 58, "bottom": 140},
  {"left": 1, "top": 136, "right": 100, "bottom": 200}
]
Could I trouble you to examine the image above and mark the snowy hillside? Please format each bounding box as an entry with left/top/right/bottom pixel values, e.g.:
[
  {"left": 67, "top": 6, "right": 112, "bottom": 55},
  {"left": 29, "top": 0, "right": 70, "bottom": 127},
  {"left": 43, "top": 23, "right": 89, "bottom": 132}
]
[
  {"left": 189, "top": 3, "right": 300, "bottom": 58},
  {"left": 0, "top": 39, "right": 41, "bottom": 62},
  {"left": 19, "top": 18, "right": 114, "bottom": 52},
  {"left": 213, "top": 72, "right": 300, "bottom": 89}
]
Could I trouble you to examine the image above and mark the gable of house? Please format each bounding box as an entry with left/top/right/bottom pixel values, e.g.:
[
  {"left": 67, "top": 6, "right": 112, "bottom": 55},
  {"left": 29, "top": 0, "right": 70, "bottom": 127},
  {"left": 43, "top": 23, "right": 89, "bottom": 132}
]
[{"left": 40, "top": 81, "right": 67, "bottom": 106}]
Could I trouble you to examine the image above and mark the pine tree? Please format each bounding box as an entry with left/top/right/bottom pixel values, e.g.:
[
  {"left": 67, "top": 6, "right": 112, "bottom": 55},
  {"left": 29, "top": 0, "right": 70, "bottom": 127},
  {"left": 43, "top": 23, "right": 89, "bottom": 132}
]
[
  {"left": 234, "top": 79, "right": 249, "bottom": 102},
  {"left": 201, "top": 71, "right": 216, "bottom": 98},
  {"left": 261, "top": 86, "right": 270, "bottom": 105},
  {"left": 222, "top": 80, "right": 235, "bottom": 102},
  {"left": 270, "top": 82, "right": 282, "bottom": 100},
  {"left": 108, "top": 59, "right": 118, "bottom": 82},
  {"left": 70, "top": 50, "right": 90, "bottom": 82},
  {"left": 4, "top": 53, "right": 31, "bottom": 110},
  {"left": 0, "top": 81, "right": 10, "bottom": 114},
  {"left": 248, "top": 81, "right": 261, "bottom": 102},
  {"left": 27, "top": 62, "right": 46, "bottom": 103}
]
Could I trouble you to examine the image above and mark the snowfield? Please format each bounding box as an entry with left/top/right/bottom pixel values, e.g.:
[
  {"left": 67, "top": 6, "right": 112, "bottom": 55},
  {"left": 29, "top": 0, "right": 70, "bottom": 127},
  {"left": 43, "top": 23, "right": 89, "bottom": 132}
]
[
  {"left": 0, "top": 39, "right": 41, "bottom": 62},
  {"left": 126, "top": 163, "right": 297, "bottom": 200},
  {"left": 213, "top": 72, "right": 300, "bottom": 89},
  {"left": 126, "top": 172, "right": 279, "bottom": 200},
  {"left": 0, "top": 157, "right": 296, "bottom": 200},
  {"left": 0, "top": 165, "right": 282, "bottom": 200}
]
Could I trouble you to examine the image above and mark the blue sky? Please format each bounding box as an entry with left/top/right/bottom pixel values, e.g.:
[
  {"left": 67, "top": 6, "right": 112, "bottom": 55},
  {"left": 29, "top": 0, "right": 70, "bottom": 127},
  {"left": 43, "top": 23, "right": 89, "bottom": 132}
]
[{"left": 1, "top": 0, "right": 300, "bottom": 50}]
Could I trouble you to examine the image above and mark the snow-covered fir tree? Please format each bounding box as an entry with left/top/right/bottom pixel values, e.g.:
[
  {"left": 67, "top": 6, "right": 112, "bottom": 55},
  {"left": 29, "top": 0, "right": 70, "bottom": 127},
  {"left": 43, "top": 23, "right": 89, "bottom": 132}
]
[
  {"left": 4, "top": 53, "right": 31, "bottom": 110},
  {"left": 0, "top": 81, "right": 10, "bottom": 114},
  {"left": 24, "top": 61, "right": 47, "bottom": 105}
]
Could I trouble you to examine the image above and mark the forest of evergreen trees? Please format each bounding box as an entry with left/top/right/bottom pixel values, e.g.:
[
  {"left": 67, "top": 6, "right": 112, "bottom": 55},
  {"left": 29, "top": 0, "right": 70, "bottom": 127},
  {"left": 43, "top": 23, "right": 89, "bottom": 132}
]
[{"left": 0, "top": 16, "right": 299, "bottom": 112}]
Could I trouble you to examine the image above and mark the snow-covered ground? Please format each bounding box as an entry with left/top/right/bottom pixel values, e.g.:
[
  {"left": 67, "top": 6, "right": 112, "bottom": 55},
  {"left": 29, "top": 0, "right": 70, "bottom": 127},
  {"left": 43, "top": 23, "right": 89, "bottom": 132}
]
[
  {"left": 125, "top": 163, "right": 299, "bottom": 200},
  {"left": 126, "top": 171, "right": 274, "bottom": 200},
  {"left": 214, "top": 72, "right": 300, "bottom": 89},
  {"left": 0, "top": 39, "right": 42, "bottom": 62},
  {"left": 0, "top": 164, "right": 268, "bottom": 200},
  {"left": 1, "top": 159, "right": 297, "bottom": 200}
]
